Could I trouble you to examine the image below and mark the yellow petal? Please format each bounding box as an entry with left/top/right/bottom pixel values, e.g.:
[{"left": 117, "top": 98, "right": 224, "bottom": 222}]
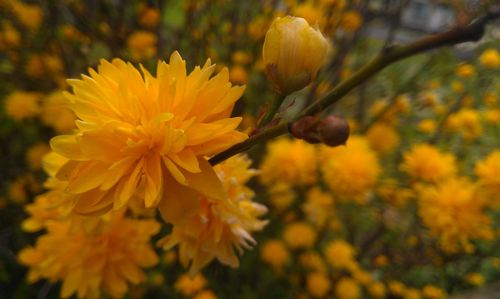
[
  {"left": 158, "top": 175, "right": 200, "bottom": 225},
  {"left": 50, "top": 135, "right": 85, "bottom": 160},
  {"left": 184, "top": 158, "right": 226, "bottom": 200},
  {"left": 163, "top": 157, "right": 186, "bottom": 185},
  {"left": 170, "top": 149, "right": 200, "bottom": 173}
]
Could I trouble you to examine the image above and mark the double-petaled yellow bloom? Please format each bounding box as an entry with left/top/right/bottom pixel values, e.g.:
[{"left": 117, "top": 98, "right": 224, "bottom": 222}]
[{"left": 49, "top": 52, "right": 247, "bottom": 222}]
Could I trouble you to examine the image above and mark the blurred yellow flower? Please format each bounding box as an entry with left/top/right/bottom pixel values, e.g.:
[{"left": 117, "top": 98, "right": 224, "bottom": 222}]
[
  {"left": 261, "top": 240, "right": 289, "bottom": 269},
  {"left": 456, "top": 63, "right": 475, "bottom": 78},
  {"left": 388, "top": 281, "right": 406, "bottom": 297},
  {"left": 194, "top": 290, "right": 218, "bottom": 299},
  {"left": 263, "top": 16, "right": 329, "bottom": 94},
  {"left": 40, "top": 91, "right": 76, "bottom": 133},
  {"left": 283, "top": 222, "right": 317, "bottom": 249},
  {"left": 0, "top": 23, "right": 21, "bottom": 48},
  {"left": 260, "top": 138, "right": 317, "bottom": 186},
  {"left": 138, "top": 7, "right": 161, "bottom": 28},
  {"left": 26, "top": 54, "right": 64, "bottom": 79},
  {"left": 418, "top": 119, "right": 437, "bottom": 134},
  {"left": 126, "top": 31, "right": 158, "bottom": 60},
  {"left": 400, "top": 144, "right": 456, "bottom": 183},
  {"left": 4, "top": 91, "right": 40, "bottom": 121},
  {"left": 320, "top": 136, "right": 380, "bottom": 203},
  {"left": 18, "top": 213, "right": 159, "bottom": 299},
  {"left": 368, "top": 282, "right": 386, "bottom": 298},
  {"left": 324, "top": 240, "right": 356, "bottom": 269},
  {"left": 366, "top": 123, "right": 400, "bottom": 154},
  {"left": 479, "top": 48, "right": 500, "bottom": 68},
  {"left": 8, "top": 177, "right": 28, "bottom": 203},
  {"left": 49, "top": 53, "right": 247, "bottom": 218},
  {"left": 422, "top": 285, "right": 446, "bottom": 299},
  {"left": 268, "top": 182, "right": 296, "bottom": 210},
  {"left": 340, "top": 11, "right": 363, "bottom": 32},
  {"left": 302, "top": 187, "right": 334, "bottom": 228},
  {"left": 9, "top": 1, "right": 43, "bottom": 30},
  {"left": 299, "top": 252, "right": 326, "bottom": 272},
  {"left": 229, "top": 65, "right": 248, "bottom": 84},
  {"left": 446, "top": 109, "right": 482, "bottom": 140},
  {"left": 475, "top": 150, "right": 500, "bottom": 205},
  {"left": 174, "top": 274, "right": 207, "bottom": 297},
  {"left": 418, "top": 178, "right": 493, "bottom": 253},
  {"left": 465, "top": 272, "right": 484, "bottom": 287},
  {"left": 306, "top": 272, "right": 331, "bottom": 298},
  {"left": 335, "top": 278, "right": 360, "bottom": 299},
  {"left": 158, "top": 155, "right": 267, "bottom": 274},
  {"left": 25, "top": 142, "right": 50, "bottom": 170},
  {"left": 404, "top": 288, "right": 421, "bottom": 299}
]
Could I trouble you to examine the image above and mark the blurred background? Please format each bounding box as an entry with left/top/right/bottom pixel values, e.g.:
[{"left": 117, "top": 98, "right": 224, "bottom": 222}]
[{"left": 0, "top": 0, "right": 499, "bottom": 298}]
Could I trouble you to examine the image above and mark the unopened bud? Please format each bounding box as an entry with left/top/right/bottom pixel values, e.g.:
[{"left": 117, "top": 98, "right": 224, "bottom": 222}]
[
  {"left": 290, "top": 116, "right": 321, "bottom": 143},
  {"left": 263, "top": 16, "right": 329, "bottom": 95},
  {"left": 318, "top": 115, "right": 350, "bottom": 147}
]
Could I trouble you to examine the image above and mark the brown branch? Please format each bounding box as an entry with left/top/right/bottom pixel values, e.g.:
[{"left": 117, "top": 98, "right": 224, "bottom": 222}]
[{"left": 209, "top": 8, "right": 500, "bottom": 165}]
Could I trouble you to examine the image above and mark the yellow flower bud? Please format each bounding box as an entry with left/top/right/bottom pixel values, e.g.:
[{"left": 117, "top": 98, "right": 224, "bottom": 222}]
[{"left": 263, "top": 16, "right": 329, "bottom": 94}]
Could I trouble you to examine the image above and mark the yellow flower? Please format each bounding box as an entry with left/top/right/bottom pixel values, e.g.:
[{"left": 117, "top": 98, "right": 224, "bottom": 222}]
[
  {"left": 400, "top": 144, "right": 456, "bottom": 183},
  {"left": 335, "top": 278, "right": 360, "bottom": 299},
  {"left": 366, "top": 123, "right": 400, "bottom": 154},
  {"left": 479, "top": 48, "right": 500, "bottom": 68},
  {"left": 8, "top": 177, "right": 28, "bottom": 203},
  {"left": 340, "top": 10, "right": 363, "bottom": 32},
  {"left": 306, "top": 272, "right": 331, "bottom": 298},
  {"left": 283, "top": 222, "right": 317, "bottom": 249},
  {"left": 475, "top": 150, "right": 500, "bottom": 204},
  {"left": 9, "top": 1, "right": 43, "bottom": 30},
  {"left": 404, "top": 288, "right": 421, "bottom": 299},
  {"left": 194, "top": 290, "right": 218, "bottom": 299},
  {"left": 18, "top": 213, "right": 160, "bottom": 299},
  {"left": 158, "top": 155, "right": 267, "bottom": 274},
  {"left": 263, "top": 16, "right": 329, "bottom": 94},
  {"left": 229, "top": 65, "right": 248, "bottom": 84},
  {"left": 422, "top": 285, "right": 446, "bottom": 299},
  {"left": 418, "top": 91, "right": 440, "bottom": 107},
  {"left": 40, "top": 91, "right": 76, "bottom": 133},
  {"left": 320, "top": 136, "right": 380, "bottom": 202},
  {"left": 324, "top": 240, "right": 355, "bottom": 269},
  {"left": 261, "top": 240, "right": 289, "bottom": 269},
  {"left": 418, "top": 119, "right": 437, "bottom": 134},
  {"left": 368, "top": 282, "right": 386, "bottom": 298},
  {"left": 446, "top": 109, "right": 482, "bottom": 140},
  {"left": 466, "top": 272, "right": 484, "bottom": 287},
  {"left": 299, "top": 252, "right": 326, "bottom": 272},
  {"left": 25, "top": 142, "right": 50, "bottom": 170},
  {"left": 418, "top": 178, "right": 493, "bottom": 253},
  {"left": 456, "top": 63, "right": 475, "bottom": 78},
  {"left": 126, "top": 31, "right": 157, "bottom": 60},
  {"left": 268, "top": 182, "right": 296, "bottom": 210},
  {"left": 49, "top": 53, "right": 247, "bottom": 220},
  {"left": 174, "top": 274, "right": 207, "bottom": 297},
  {"left": 302, "top": 187, "right": 334, "bottom": 228},
  {"left": 292, "top": 3, "right": 324, "bottom": 29},
  {"left": 0, "top": 23, "right": 21, "bottom": 48},
  {"left": 138, "top": 7, "right": 161, "bottom": 28},
  {"left": 260, "top": 137, "right": 317, "bottom": 186},
  {"left": 388, "top": 281, "right": 406, "bottom": 296},
  {"left": 4, "top": 91, "right": 40, "bottom": 121},
  {"left": 26, "top": 54, "right": 64, "bottom": 78}
]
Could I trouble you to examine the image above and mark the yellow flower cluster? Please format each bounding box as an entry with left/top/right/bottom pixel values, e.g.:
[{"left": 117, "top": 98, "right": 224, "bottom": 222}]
[
  {"left": 320, "top": 136, "right": 380, "bottom": 203},
  {"left": 19, "top": 213, "right": 160, "bottom": 298},
  {"left": 418, "top": 178, "right": 493, "bottom": 253},
  {"left": 260, "top": 137, "right": 317, "bottom": 186},
  {"left": 400, "top": 144, "right": 456, "bottom": 183},
  {"left": 158, "top": 155, "right": 267, "bottom": 274}
]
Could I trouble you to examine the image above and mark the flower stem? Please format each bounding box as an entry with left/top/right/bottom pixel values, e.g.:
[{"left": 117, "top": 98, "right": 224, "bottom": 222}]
[{"left": 257, "top": 94, "right": 287, "bottom": 128}]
